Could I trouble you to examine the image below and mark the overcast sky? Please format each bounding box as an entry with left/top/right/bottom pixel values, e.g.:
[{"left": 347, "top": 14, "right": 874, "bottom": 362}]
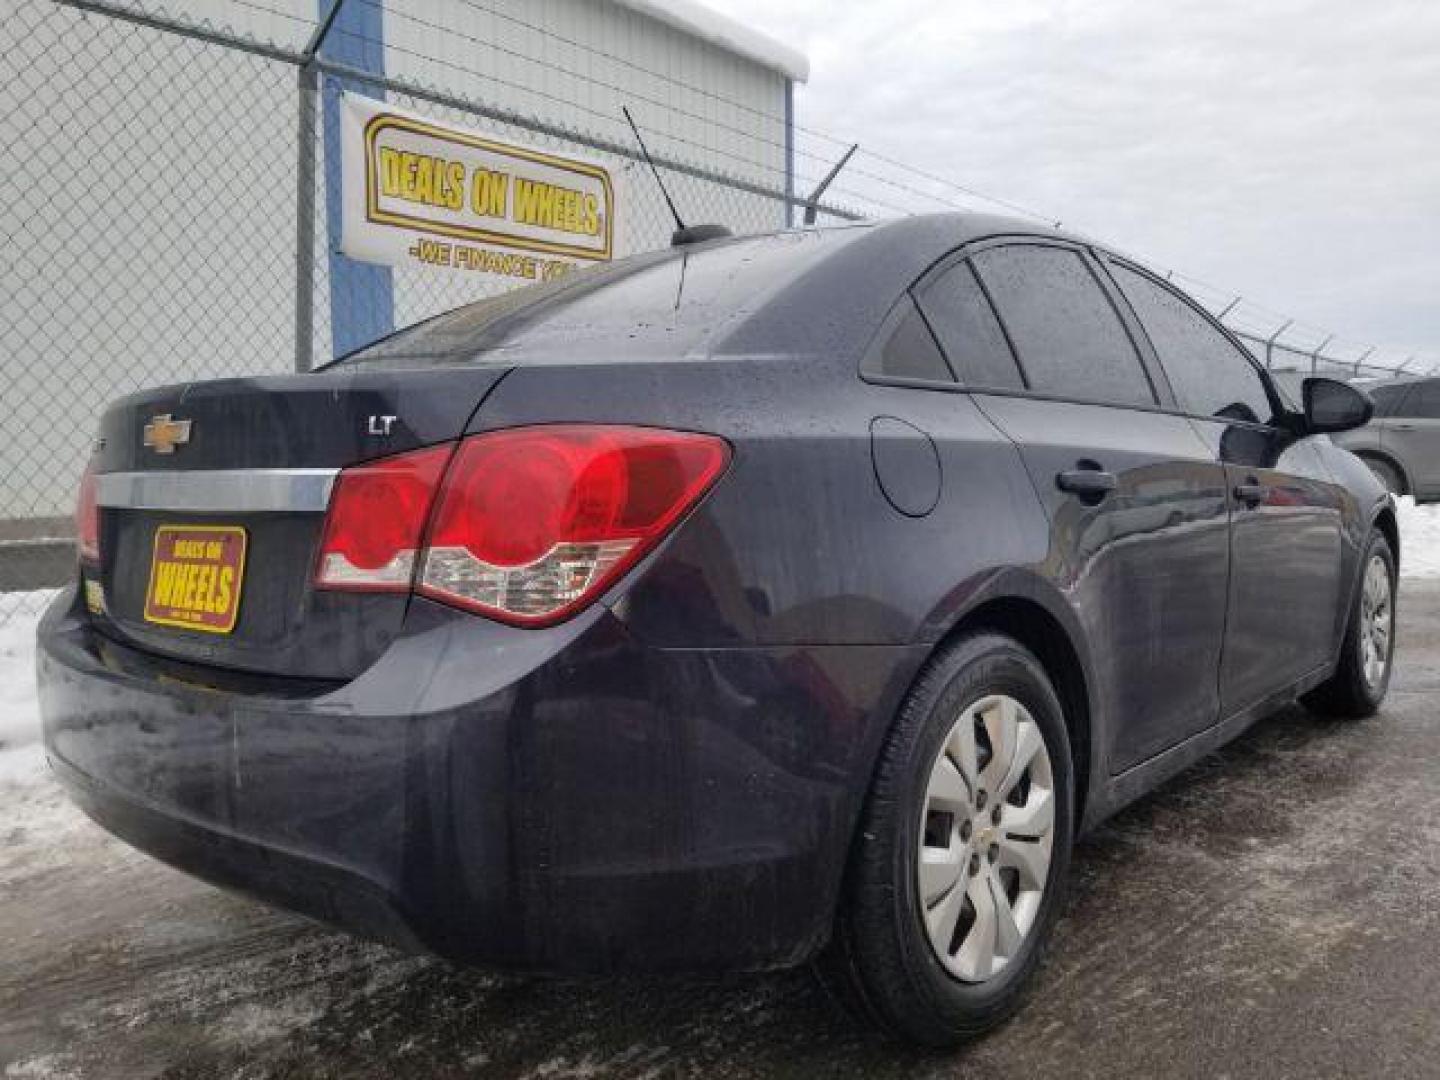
[{"left": 704, "top": 0, "right": 1440, "bottom": 366}]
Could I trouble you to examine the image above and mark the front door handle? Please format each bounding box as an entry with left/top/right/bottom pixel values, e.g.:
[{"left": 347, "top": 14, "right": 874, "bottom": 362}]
[
  {"left": 1056, "top": 467, "right": 1117, "bottom": 502},
  {"left": 1392, "top": 423, "right": 1416, "bottom": 431},
  {"left": 1233, "top": 480, "right": 1266, "bottom": 507}
]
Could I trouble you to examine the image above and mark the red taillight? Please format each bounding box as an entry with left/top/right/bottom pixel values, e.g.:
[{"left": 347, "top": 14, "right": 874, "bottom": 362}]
[
  {"left": 76, "top": 462, "right": 100, "bottom": 564},
  {"left": 314, "top": 427, "right": 729, "bottom": 625},
  {"left": 418, "top": 425, "right": 729, "bottom": 625},
  {"left": 314, "top": 443, "right": 452, "bottom": 590}
]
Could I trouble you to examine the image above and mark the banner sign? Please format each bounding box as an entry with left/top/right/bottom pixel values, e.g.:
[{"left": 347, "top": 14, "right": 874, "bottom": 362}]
[{"left": 340, "top": 94, "right": 617, "bottom": 282}]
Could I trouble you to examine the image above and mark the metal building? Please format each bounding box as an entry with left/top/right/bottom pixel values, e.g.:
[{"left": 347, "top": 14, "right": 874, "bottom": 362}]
[
  {"left": 316, "top": 0, "right": 810, "bottom": 357},
  {"left": 0, "top": 0, "right": 809, "bottom": 596}
]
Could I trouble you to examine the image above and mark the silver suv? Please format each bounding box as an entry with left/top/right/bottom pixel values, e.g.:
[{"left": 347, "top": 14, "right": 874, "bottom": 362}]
[{"left": 1332, "top": 376, "right": 1440, "bottom": 500}]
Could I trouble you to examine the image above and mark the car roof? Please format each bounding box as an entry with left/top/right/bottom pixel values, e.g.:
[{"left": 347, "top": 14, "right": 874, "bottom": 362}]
[{"left": 714, "top": 213, "right": 1072, "bottom": 364}]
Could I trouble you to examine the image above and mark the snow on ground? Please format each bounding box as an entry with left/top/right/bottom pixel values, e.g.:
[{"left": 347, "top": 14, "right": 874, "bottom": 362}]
[
  {"left": 1395, "top": 496, "right": 1440, "bottom": 578},
  {"left": 0, "top": 499, "right": 1437, "bottom": 783},
  {"left": 0, "top": 590, "right": 56, "bottom": 784}
]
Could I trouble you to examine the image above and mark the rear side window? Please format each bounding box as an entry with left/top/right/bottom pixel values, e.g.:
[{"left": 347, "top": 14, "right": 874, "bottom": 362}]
[
  {"left": 1109, "top": 263, "right": 1277, "bottom": 426},
  {"left": 1394, "top": 380, "right": 1440, "bottom": 419},
  {"left": 861, "top": 296, "right": 955, "bottom": 383},
  {"left": 1368, "top": 383, "right": 1410, "bottom": 417},
  {"left": 915, "top": 261, "right": 1024, "bottom": 390},
  {"left": 972, "top": 245, "right": 1155, "bottom": 407}
]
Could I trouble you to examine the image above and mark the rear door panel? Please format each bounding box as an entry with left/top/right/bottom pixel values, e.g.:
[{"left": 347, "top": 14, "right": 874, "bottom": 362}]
[
  {"left": 977, "top": 397, "right": 1230, "bottom": 770},
  {"left": 926, "top": 241, "right": 1232, "bottom": 773}
]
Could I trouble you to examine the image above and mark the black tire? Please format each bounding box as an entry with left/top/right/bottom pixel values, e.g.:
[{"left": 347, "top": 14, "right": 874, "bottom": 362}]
[
  {"left": 822, "top": 633, "right": 1075, "bottom": 1047},
  {"left": 1305, "top": 530, "right": 1396, "bottom": 718},
  {"left": 1364, "top": 457, "right": 1405, "bottom": 496}
]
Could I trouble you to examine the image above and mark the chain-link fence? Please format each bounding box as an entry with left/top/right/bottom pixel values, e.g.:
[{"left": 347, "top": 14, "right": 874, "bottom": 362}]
[
  {"left": 0, "top": 0, "right": 859, "bottom": 625},
  {"left": 2, "top": 0, "right": 305, "bottom": 617},
  {"left": 1, "top": 0, "right": 1434, "bottom": 628}
]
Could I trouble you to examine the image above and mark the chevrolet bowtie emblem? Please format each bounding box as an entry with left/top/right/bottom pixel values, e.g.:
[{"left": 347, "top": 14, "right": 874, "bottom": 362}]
[{"left": 143, "top": 414, "right": 192, "bottom": 454}]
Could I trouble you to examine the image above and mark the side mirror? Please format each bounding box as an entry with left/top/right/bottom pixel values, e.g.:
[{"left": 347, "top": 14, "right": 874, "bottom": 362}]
[{"left": 1302, "top": 377, "right": 1373, "bottom": 434}]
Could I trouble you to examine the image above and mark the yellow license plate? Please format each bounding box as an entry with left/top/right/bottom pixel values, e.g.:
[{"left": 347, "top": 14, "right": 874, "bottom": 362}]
[{"left": 143, "top": 525, "right": 247, "bottom": 634}]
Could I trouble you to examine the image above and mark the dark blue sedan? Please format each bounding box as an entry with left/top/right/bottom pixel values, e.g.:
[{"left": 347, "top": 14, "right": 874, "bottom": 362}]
[{"left": 38, "top": 214, "right": 1397, "bottom": 1045}]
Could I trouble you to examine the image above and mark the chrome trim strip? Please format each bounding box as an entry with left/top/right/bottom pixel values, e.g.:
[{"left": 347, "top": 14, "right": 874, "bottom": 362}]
[{"left": 95, "top": 469, "right": 338, "bottom": 513}]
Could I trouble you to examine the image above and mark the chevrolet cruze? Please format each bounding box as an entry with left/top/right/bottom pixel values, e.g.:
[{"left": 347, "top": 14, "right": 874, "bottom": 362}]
[{"left": 38, "top": 214, "right": 1397, "bottom": 1045}]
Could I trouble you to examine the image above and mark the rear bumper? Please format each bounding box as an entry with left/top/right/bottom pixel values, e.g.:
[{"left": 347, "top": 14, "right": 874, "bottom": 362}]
[{"left": 38, "top": 586, "right": 920, "bottom": 973}]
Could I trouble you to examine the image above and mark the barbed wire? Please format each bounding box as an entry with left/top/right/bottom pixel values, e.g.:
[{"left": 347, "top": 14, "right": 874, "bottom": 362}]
[
  {"left": 215, "top": 0, "right": 315, "bottom": 31},
  {"left": 84, "top": 1, "right": 1435, "bottom": 375}
]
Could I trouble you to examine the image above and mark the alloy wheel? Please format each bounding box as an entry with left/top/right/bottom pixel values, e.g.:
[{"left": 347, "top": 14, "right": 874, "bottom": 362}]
[
  {"left": 916, "top": 694, "right": 1055, "bottom": 982},
  {"left": 1359, "top": 553, "right": 1393, "bottom": 690}
]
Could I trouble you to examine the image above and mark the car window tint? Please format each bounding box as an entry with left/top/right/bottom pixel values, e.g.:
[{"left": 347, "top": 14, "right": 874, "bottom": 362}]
[
  {"left": 1109, "top": 263, "right": 1277, "bottom": 425},
  {"left": 862, "top": 296, "right": 955, "bottom": 383},
  {"left": 916, "top": 261, "right": 1024, "bottom": 390},
  {"left": 972, "top": 245, "right": 1154, "bottom": 407},
  {"left": 1367, "top": 383, "right": 1409, "bottom": 417},
  {"left": 1395, "top": 380, "right": 1440, "bottom": 419}
]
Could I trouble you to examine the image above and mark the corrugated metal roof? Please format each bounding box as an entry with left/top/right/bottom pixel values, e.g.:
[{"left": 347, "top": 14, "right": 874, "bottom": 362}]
[{"left": 607, "top": 0, "right": 809, "bottom": 82}]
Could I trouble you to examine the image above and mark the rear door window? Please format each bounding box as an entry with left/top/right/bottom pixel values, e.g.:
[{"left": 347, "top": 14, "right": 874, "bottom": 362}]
[
  {"left": 971, "top": 245, "right": 1156, "bottom": 407},
  {"left": 1395, "top": 380, "right": 1440, "bottom": 418},
  {"left": 1367, "top": 383, "right": 1410, "bottom": 417},
  {"left": 1109, "top": 262, "right": 1278, "bottom": 426},
  {"left": 915, "top": 261, "right": 1024, "bottom": 390}
]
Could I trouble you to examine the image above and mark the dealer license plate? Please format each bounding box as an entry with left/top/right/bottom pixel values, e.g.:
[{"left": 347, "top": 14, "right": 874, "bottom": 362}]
[{"left": 143, "top": 525, "right": 247, "bottom": 634}]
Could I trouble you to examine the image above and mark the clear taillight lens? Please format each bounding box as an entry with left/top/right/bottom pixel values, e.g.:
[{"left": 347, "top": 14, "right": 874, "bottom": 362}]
[
  {"left": 314, "top": 443, "right": 452, "bottom": 590},
  {"left": 420, "top": 426, "right": 729, "bottom": 625},
  {"left": 314, "top": 427, "right": 729, "bottom": 625},
  {"left": 76, "top": 462, "right": 100, "bottom": 564}
]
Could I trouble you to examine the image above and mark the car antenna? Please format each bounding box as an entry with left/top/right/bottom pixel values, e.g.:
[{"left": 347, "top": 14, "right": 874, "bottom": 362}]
[{"left": 622, "top": 106, "right": 732, "bottom": 247}]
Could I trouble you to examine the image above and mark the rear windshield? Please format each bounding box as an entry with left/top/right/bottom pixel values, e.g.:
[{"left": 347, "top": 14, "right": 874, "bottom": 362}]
[{"left": 330, "top": 228, "right": 869, "bottom": 370}]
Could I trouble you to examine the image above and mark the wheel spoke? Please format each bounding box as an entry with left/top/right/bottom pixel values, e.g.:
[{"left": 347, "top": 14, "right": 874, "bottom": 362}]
[
  {"left": 1002, "top": 786, "right": 1054, "bottom": 840},
  {"left": 918, "top": 846, "right": 964, "bottom": 907},
  {"left": 925, "top": 874, "right": 968, "bottom": 954},
  {"left": 987, "top": 871, "right": 1023, "bottom": 959},
  {"left": 926, "top": 754, "right": 970, "bottom": 812},
  {"left": 955, "top": 874, "right": 997, "bottom": 979},
  {"left": 998, "top": 833, "right": 1050, "bottom": 889},
  {"left": 996, "top": 720, "right": 1042, "bottom": 801},
  {"left": 978, "top": 696, "right": 1020, "bottom": 793},
  {"left": 1369, "top": 562, "right": 1387, "bottom": 601},
  {"left": 947, "top": 712, "right": 980, "bottom": 795}
]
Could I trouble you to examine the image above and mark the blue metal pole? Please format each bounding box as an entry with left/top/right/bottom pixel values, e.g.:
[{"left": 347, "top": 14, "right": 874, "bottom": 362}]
[{"left": 318, "top": 0, "right": 394, "bottom": 360}]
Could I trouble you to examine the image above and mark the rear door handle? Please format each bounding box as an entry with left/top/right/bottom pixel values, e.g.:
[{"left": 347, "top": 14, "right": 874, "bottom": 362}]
[
  {"left": 1392, "top": 423, "right": 1416, "bottom": 431},
  {"left": 1056, "top": 468, "right": 1117, "bottom": 501},
  {"left": 1233, "top": 480, "right": 1266, "bottom": 506}
]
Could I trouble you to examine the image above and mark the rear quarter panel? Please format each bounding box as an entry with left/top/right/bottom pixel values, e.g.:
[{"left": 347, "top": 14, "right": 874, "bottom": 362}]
[
  {"left": 468, "top": 356, "right": 1051, "bottom": 650},
  {"left": 461, "top": 355, "right": 1062, "bottom": 952}
]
